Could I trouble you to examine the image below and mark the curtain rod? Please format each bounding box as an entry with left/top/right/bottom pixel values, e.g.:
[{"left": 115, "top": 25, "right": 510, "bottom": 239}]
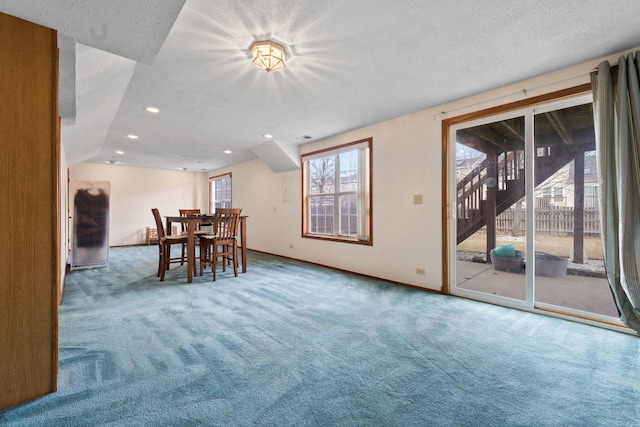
[
  {"left": 432, "top": 69, "right": 596, "bottom": 120},
  {"left": 590, "top": 61, "right": 620, "bottom": 75}
]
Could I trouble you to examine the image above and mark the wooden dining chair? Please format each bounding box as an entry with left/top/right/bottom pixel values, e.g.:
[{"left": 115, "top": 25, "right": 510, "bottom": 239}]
[
  {"left": 151, "top": 208, "right": 192, "bottom": 281},
  {"left": 178, "top": 209, "right": 206, "bottom": 233},
  {"left": 178, "top": 208, "right": 209, "bottom": 258},
  {"left": 199, "top": 208, "right": 242, "bottom": 281}
]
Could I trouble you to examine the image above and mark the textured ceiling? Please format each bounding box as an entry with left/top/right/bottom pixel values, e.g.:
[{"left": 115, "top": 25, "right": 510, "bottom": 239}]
[
  {"left": 4, "top": 1, "right": 640, "bottom": 171},
  {"left": 0, "top": 0, "right": 185, "bottom": 63}
]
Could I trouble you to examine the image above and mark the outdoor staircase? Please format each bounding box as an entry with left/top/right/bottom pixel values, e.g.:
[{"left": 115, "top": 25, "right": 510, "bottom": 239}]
[{"left": 456, "top": 144, "right": 583, "bottom": 245}]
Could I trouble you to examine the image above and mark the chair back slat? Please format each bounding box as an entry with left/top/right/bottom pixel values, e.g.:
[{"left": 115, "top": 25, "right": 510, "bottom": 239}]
[
  {"left": 151, "top": 208, "right": 167, "bottom": 239},
  {"left": 214, "top": 208, "right": 241, "bottom": 239},
  {"left": 179, "top": 209, "right": 201, "bottom": 232}
]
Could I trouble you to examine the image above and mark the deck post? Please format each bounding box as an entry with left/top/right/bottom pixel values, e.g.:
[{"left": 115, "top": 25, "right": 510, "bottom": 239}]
[
  {"left": 485, "top": 149, "right": 498, "bottom": 261},
  {"left": 573, "top": 151, "right": 585, "bottom": 263}
]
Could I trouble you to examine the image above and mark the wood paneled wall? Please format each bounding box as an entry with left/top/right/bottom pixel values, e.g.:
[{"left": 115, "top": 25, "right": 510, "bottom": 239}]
[{"left": 0, "top": 12, "right": 59, "bottom": 409}]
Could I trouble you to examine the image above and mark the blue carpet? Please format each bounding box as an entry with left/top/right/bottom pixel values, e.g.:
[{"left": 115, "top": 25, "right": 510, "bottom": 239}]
[{"left": 1, "top": 246, "right": 639, "bottom": 426}]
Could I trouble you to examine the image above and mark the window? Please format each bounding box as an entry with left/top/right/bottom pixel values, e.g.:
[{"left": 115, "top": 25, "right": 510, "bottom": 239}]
[
  {"left": 539, "top": 186, "right": 565, "bottom": 207},
  {"left": 585, "top": 185, "right": 599, "bottom": 208},
  {"left": 302, "top": 138, "right": 372, "bottom": 244},
  {"left": 208, "top": 173, "right": 231, "bottom": 212},
  {"left": 552, "top": 187, "right": 564, "bottom": 201}
]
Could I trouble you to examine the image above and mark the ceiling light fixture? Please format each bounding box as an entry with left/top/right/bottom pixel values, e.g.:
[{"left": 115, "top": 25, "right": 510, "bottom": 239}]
[
  {"left": 250, "top": 40, "right": 286, "bottom": 72},
  {"left": 116, "top": 150, "right": 124, "bottom": 154},
  {"left": 127, "top": 134, "right": 138, "bottom": 139},
  {"left": 263, "top": 134, "right": 273, "bottom": 139},
  {"left": 223, "top": 150, "right": 232, "bottom": 154},
  {"left": 145, "top": 107, "right": 160, "bottom": 113}
]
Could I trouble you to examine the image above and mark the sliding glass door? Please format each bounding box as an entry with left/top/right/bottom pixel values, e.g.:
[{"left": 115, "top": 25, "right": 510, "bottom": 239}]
[
  {"left": 449, "top": 94, "right": 619, "bottom": 324},
  {"left": 452, "top": 111, "right": 527, "bottom": 305},
  {"left": 531, "top": 100, "right": 618, "bottom": 318}
]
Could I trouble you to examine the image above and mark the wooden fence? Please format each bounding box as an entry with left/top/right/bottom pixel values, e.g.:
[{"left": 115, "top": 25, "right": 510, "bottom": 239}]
[{"left": 496, "top": 206, "right": 601, "bottom": 237}]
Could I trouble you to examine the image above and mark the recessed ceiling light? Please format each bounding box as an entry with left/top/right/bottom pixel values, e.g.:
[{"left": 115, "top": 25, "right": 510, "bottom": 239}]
[
  {"left": 116, "top": 150, "right": 124, "bottom": 154},
  {"left": 263, "top": 134, "right": 273, "bottom": 139},
  {"left": 145, "top": 107, "right": 160, "bottom": 113},
  {"left": 127, "top": 134, "right": 138, "bottom": 139},
  {"left": 223, "top": 150, "right": 232, "bottom": 154}
]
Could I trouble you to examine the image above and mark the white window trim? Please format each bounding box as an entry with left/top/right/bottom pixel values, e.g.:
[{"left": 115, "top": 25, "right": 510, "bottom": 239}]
[{"left": 302, "top": 138, "right": 372, "bottom": 245}]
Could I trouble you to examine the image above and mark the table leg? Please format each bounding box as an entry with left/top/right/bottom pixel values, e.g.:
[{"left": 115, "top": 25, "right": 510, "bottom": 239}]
[
  {"left": 165, "top": 218, "right": 173, "bottom": 270},
  {"left": 187, "top": 219, "right": 195, "bottom": 283},
  {"left": 240, "top": 217, "right": 247, "bottom": 273}
]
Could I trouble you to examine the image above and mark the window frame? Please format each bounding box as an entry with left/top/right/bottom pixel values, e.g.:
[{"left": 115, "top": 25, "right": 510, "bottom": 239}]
[
  {"left": 208, "top": 172, "right": 232, "bottom": 213},
  {"left": 301, "top": 137, "right": 373, "bottom": 245}
]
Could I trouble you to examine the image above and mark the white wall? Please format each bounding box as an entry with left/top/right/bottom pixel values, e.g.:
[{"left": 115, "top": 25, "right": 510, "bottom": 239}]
[
  {"left": 209, "top": 112, "right": 443, "bottom": 289},
  {"left": 203, "top": 48, "right": 634, "bottom": 291},
  {"left": 69, "top": 163, "right": 206, "bottom": 246},
  {"left": 66, "top": 49, "right": 633, "bottom": 290}
]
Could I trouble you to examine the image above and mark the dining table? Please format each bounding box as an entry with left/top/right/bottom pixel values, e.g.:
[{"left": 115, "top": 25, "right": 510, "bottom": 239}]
[{"left": 165, "top": 214, "right": 248, "bottom": 283}]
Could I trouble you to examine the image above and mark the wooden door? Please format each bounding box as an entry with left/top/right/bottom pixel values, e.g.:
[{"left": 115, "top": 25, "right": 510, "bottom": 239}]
[{"left": 0, "top": 12, "right": 59, "bottom": 409}]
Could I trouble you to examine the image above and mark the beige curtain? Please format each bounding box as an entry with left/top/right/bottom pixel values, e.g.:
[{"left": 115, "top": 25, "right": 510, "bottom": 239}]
[
  {"left": 591, "top": 52, "right": 640, "bottom": 332},
  {"left": 356, "top": 145, "right": 370, "bottom": 241}
]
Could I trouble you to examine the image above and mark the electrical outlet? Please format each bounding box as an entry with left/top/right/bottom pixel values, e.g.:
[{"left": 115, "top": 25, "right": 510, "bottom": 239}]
[
  {"left": 416, "top": 268, "right": 426, "bottom": 275},
  {"left": 413, "top": 194, "right": 423, "bottom": 205}
]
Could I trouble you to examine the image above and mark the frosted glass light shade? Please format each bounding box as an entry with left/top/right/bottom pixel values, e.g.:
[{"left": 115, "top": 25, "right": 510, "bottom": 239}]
[{"left": 250, "top": 40, "right": 286, "bottom": 72}]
